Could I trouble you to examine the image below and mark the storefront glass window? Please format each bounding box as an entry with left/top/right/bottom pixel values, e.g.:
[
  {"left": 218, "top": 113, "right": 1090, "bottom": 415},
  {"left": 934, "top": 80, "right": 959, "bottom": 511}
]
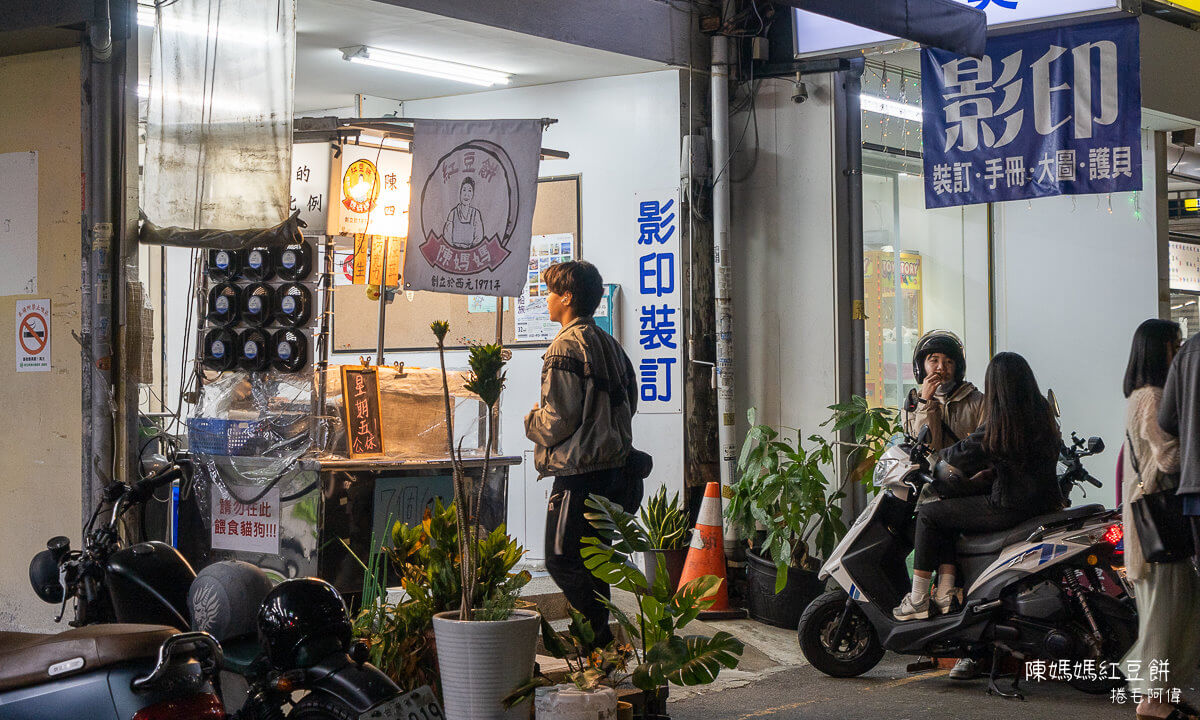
[{"left": 861, "top": 150, "right": 990, "bottom": 409}]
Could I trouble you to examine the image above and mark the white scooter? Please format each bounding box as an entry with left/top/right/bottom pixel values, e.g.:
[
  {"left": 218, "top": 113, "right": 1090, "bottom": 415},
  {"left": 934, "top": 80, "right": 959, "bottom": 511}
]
[{"left": 798, "top": 431, "right": 1134, "bottom": 698}]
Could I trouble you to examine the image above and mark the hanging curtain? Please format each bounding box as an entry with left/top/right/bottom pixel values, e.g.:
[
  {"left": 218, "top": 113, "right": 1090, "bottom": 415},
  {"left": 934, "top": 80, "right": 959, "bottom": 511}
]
[{"left": 142, "top": 0, "right": 296, "bottom": 233}]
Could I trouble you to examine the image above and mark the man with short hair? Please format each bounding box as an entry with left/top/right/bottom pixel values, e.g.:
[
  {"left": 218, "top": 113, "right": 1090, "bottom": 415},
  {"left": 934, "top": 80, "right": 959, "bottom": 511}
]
[{"left": 526, "top": 261, "right": 637, "bottom": 647}]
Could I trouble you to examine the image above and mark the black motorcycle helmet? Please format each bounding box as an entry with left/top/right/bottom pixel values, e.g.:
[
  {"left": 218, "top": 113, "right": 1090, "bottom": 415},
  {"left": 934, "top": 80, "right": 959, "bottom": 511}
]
[
  {"left": 912, "top": 330, "right": 967, "bottom": 386},
  {"left": 257, "top": 578, "right": 352, "bottom": 669}
]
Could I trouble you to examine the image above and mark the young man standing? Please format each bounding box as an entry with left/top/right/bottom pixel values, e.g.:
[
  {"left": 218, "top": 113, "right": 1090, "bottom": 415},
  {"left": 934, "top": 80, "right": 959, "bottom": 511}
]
[{"left": 525, "top": 261, "right": 637, "bottom": 647}]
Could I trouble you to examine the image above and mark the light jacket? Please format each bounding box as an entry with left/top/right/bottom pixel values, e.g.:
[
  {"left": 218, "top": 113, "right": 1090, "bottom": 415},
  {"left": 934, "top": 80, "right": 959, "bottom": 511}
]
[
  {"left": 524, "top": 317, "right": 637, "bottom": 478},
  {"left": 1125, "top": 386, "right": 1181, "bottom": 580},
  {"left": 903, "top": 380, "right": 985, "bottom": 452}
]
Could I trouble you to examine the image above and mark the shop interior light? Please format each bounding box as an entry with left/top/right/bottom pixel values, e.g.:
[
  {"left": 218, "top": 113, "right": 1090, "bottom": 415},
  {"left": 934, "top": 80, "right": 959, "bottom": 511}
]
[
  {"left": 340, "top": 45, "right": 512, "bottom": 87},
  {"left": 860, "top": 94, "right": 922, "bottom": 122}
]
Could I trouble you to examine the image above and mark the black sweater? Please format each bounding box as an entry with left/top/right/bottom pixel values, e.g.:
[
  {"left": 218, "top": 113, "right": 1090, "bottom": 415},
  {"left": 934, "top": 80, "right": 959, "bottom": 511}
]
[
  {"left": 940, "top": 428, "right": 1062, "bottom": 512},
  {"left": 1160, "top": 337, "right": 1200, "bottom": 496}
]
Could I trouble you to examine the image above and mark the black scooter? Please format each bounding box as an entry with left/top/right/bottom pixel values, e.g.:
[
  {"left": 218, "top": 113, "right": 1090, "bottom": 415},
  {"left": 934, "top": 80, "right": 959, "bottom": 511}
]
[{"left": 28, "top": 455, "right": 403, "bottom": 719}]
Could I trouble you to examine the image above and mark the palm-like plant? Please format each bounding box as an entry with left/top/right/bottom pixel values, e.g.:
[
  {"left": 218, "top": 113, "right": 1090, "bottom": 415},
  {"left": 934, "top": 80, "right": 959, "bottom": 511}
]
[{"left": 580, "top": 495, "right": 744, "bottom": 692}]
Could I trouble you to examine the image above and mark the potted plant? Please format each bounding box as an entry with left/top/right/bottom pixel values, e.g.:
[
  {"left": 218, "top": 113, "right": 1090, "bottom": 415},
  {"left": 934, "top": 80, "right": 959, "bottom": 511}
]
[
  {"left": 427, "top": 321, "right": 541, "bottom": 720},
  {"left": 504, "top": 495, "right": 744, "bottom": 719},
  {"left": 586, "top": 495, "right": 744, "bottom": 717},
  {"left": 725, "top": 401, "right": 904, "bottom": 629},
  {"left": 503, "top": 609, "right": 637, "bottom": 719},
  {"left": 349, "top": 498, "right": 532, "bottom": 699},
  {"left": 640, "top": 486, "right": 690, "bottom": 594}
]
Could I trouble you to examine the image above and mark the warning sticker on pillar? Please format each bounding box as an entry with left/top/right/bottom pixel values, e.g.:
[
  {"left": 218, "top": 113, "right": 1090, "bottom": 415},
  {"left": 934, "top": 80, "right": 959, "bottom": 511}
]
[
  {"left": 16, "top": 298, "right": 50, "bottom": 372},
  {"left": 633, "top": 189, "right": 682, "bottom": 414},
  {"left": 922, "top": 17, "right": 1141, "bottom": 209}
]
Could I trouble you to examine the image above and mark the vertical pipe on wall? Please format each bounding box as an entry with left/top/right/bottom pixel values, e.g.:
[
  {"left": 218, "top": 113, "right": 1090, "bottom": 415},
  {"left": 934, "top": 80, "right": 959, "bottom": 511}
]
[
  {"left": 832, "top": 59, "right": 866, "bottom": 519},
  {"left": 82, "top": 0, "right": 122, "bottom": 525},
  {"left": 710, "top": 15, "right": 738, "bottom": 559}
]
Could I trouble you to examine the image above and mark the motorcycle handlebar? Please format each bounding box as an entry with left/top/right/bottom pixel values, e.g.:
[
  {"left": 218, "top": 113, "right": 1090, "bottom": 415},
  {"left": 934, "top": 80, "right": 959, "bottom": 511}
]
[{"left": 126, "top": 464, "right": 184, "bottom": 505}]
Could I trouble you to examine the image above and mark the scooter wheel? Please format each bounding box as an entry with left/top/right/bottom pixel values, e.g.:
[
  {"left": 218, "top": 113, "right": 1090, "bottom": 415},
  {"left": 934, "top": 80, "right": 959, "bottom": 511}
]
[
  {"left": 289, "top": 695, "right": 356, "bottom": 720},
  {"left": 798, "top": 589, "right": 885, "bottom": 678}
]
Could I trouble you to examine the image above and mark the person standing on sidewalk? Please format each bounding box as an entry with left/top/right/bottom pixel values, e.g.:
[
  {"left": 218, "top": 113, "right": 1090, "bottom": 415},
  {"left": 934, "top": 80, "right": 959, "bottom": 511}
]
[
  {"left": 525, "top": 261, "right": 637, "bottom": 648},
  {"left": 1122, "top": 319, "right": 1200, "bottom": 720}
]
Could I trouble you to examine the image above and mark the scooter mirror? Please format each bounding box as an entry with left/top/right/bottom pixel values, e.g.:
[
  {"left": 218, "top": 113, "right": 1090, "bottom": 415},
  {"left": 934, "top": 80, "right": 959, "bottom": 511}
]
[
  {"left": 1046, "top": 389, "right": 1060, "bottom": 417},
  {"left": 1087, "top": 436, "right": 1105, "bottom": 454}
]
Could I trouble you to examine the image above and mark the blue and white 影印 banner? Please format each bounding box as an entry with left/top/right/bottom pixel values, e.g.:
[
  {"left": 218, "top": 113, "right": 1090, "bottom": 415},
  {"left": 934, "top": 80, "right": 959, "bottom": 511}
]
[{"left": 922, "top": 18, "right": 1141, "bottom": 209}]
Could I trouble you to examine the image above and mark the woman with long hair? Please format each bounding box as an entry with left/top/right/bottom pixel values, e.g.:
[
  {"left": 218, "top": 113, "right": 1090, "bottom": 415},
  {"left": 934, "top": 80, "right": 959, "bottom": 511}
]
[
  {"left": 1120, "top": 319, "right": 1199, "bottom": 720},
  {"left": 894, "top": 352, "right": 1063, "bottom": 622}
]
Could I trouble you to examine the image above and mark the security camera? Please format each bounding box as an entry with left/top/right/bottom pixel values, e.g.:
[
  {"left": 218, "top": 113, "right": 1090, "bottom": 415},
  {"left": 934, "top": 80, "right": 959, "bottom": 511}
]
[{"left": 792, "top": 80, "right": 808, "bottom": 104}]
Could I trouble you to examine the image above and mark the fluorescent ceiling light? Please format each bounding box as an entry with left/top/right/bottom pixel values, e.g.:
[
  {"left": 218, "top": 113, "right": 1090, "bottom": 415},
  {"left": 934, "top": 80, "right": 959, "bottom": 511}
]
[
  {"left": 341, "top": 45, "right": 512, "bottom": 87},
  {"left": 860, "top": 94, "right": 922, "bottom": 122}
]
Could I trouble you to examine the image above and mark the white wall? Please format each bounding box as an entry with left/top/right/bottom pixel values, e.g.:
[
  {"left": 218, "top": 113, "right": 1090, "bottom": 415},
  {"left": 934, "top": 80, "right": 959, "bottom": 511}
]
[
  {"left": 993, "top": 129, "right": 1160, "bottom": 494},
  {"left": 156, "top": 71, "right": 686, "bottom": 564},
  {"left": 340, "top": 71, "right": 687, "bottom": 562},
  {"left": 730, "top": 76, "right": 840, "bottom": 439}
]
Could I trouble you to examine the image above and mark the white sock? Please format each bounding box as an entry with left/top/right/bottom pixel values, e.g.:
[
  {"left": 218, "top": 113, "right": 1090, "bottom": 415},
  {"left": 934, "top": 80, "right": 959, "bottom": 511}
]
[
  {"left": 910, "top": 575, "right": 932, "bottom": 602},
  {"left": 935, "top": 572, "right": 956, "bottom": 598}
]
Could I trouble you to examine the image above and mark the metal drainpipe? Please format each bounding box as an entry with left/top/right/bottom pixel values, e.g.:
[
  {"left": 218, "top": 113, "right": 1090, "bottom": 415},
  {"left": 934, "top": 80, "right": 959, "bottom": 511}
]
[
  {"left": 711, "top": 16, "right": 738, "bottom": 560},
  {"left": 83, "top": 0, "right": 118, "bottom": 524}
]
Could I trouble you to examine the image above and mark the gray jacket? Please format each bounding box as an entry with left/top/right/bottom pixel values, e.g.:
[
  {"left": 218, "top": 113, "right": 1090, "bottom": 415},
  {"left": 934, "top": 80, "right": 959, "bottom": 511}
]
[
  {"left": 1159, "top": 336, "right": 1200, "bottom": 496},
  {"left": 524, "top": 318, "right": 637, "bottom": 478}
]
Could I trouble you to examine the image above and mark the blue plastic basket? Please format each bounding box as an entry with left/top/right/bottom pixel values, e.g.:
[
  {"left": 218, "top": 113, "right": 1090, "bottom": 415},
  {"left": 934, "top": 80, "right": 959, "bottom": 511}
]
[{"left": 187, "top": 417, "right": 268, "bottom": 456}]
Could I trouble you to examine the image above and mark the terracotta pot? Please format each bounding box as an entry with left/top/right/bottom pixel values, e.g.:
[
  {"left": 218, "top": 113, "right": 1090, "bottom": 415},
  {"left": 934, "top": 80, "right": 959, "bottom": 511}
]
[
  {"left": 645, "top": 548, "right": 688, "bottom": 593},
  {"left": 617, "top": 700, "right": 633, "bottom": 720}
]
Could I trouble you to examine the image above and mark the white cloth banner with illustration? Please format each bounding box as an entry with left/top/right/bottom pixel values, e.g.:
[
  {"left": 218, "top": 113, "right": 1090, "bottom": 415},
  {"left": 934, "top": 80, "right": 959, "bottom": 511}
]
[{"left": 403, "top": 119, "right": 542, "bottom": 297}]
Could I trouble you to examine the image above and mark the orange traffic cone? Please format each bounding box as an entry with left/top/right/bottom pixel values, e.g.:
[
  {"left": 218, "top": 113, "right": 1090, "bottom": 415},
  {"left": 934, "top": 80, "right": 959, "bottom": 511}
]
[{"left": 678, "top": 482, "right": 746, "bottom": 620}]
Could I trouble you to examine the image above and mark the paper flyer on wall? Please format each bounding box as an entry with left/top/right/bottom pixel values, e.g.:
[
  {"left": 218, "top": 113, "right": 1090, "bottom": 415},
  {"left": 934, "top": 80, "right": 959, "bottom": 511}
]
[{"left": 514, "top": 233, "right": 575, "bottom": 342}]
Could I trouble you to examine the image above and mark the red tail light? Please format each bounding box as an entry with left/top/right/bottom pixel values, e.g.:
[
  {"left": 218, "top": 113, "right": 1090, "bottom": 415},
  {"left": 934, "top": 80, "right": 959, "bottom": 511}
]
[
  {"left": 132, "top": 693, "right": 225, "bottom": 720},
  {"left": 1103, "top": 523, "right": 1123, "bottom": 546}
]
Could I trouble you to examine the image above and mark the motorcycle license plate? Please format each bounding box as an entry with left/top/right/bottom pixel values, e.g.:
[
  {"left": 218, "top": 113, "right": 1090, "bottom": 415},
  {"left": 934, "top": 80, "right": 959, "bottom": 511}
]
[{"left": 359, "top": 686, "right": 443, "bottom": 720}]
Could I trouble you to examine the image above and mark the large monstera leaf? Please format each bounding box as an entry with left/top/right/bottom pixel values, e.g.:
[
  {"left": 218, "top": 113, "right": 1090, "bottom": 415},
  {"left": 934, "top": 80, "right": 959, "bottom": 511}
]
[
  {"left": 632, "top": 632, "right": 744, "bottom": 691},
  {"left": 584, "top": 494, "right": 651, "bottom": 556}
]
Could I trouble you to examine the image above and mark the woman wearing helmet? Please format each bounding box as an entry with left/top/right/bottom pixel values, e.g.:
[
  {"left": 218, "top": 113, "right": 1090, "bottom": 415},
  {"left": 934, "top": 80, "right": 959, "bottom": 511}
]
[
  {"left": 904, "top": 330, "right": 984, "bottom": 452},
  {"left": 902, "top": 331, "right": 986, "bottom": 679}
]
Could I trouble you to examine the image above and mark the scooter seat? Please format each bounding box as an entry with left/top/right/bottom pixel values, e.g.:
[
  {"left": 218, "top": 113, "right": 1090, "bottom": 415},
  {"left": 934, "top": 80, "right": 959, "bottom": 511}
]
[
  {"left": 955, "top": 504, "right": 1106, "bottom": 556},
  {"left": 0, "top": 623, "right": 178, "bottom": 692}
]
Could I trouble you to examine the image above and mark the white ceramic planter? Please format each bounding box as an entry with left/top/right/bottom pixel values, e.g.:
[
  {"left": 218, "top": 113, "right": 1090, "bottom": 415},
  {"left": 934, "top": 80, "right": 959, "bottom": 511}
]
[{"left": 432, "top": 609, "right": 540, "bottom": 720}]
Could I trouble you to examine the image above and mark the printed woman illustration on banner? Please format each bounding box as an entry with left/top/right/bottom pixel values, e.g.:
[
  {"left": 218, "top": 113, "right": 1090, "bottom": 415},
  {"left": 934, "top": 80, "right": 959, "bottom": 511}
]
[{"left": 404, "top": 119, "right": 543, "bottom": 297}]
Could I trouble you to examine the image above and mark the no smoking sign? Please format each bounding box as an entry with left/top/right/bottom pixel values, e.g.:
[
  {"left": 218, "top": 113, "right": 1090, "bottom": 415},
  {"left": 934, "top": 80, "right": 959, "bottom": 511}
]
[{"left": 16, "top": 299, "right": 50, "bottom": 372}]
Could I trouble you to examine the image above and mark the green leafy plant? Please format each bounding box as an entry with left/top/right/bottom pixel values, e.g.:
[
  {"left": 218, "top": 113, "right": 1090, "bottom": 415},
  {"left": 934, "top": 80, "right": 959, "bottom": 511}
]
[
  {"left": 821, "top": 395, "right": 905, "bottom": 496},
  {"left": 350, "top": 499, "right": 531, "bottom": 694},
  {"left": 640, "top": 486, "right": 690, "bottom": 551},
  {"left": 725, "top": 407, "right": 843, "bottom": 593},
  {"left": 580, "top": 495, "right": 744, "bottom": 693},
  {"left": 431, "top": 320, "right": 508, "bottom": 621},
  {"left": 726, "top": 399, "right": 905, "bottom": 594}
]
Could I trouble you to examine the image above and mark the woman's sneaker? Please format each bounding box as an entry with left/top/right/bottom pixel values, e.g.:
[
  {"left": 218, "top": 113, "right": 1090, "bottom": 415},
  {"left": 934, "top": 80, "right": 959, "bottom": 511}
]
[
  {"left": 931, "top": 588, "right": 962, "bottom": 615},
  {"left": 949, "top": 657, "right": 982, "bottom": 680},
  {"left": 893, "top": 593, "right": 930, "bottom": 621}
]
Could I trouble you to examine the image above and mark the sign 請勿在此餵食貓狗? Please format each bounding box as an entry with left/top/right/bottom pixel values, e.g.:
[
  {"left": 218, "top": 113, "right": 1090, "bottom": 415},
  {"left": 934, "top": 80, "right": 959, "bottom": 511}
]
[{"left": 922, "top": 17, "right": 1141, "bottom": 209}]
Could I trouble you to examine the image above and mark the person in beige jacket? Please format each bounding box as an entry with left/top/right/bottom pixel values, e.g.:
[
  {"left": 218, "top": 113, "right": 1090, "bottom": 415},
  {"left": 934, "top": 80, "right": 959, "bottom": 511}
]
[
  {"left": 525, "top": 261, "right": 637, "bottom": 649},
  {"left": 903, "top": 331, "right": 985, "bottom": 452},
  {"left": 902, "top": 331, "right": 985, "bottom": 679},
  {"left": 1120, "top": 319, "right": 1200, "bottom": 720}
]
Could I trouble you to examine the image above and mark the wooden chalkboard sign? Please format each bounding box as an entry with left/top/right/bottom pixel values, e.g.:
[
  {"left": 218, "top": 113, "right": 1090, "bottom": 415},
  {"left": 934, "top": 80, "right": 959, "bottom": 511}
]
[{"left": 341, "top": 365, "right": 386, "bottom": 458}]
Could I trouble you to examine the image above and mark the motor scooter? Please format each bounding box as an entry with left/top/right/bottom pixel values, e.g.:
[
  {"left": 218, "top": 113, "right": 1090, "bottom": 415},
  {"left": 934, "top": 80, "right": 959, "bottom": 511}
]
[
  {"left": 798, "top": 430, "right": 1135, "bottom": 698},
  {"left": 28, "top": 453, "right": 404, "bottom": 718},
  {"left": 0, "top": 621, "right": 224, "bottom": 720}
]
